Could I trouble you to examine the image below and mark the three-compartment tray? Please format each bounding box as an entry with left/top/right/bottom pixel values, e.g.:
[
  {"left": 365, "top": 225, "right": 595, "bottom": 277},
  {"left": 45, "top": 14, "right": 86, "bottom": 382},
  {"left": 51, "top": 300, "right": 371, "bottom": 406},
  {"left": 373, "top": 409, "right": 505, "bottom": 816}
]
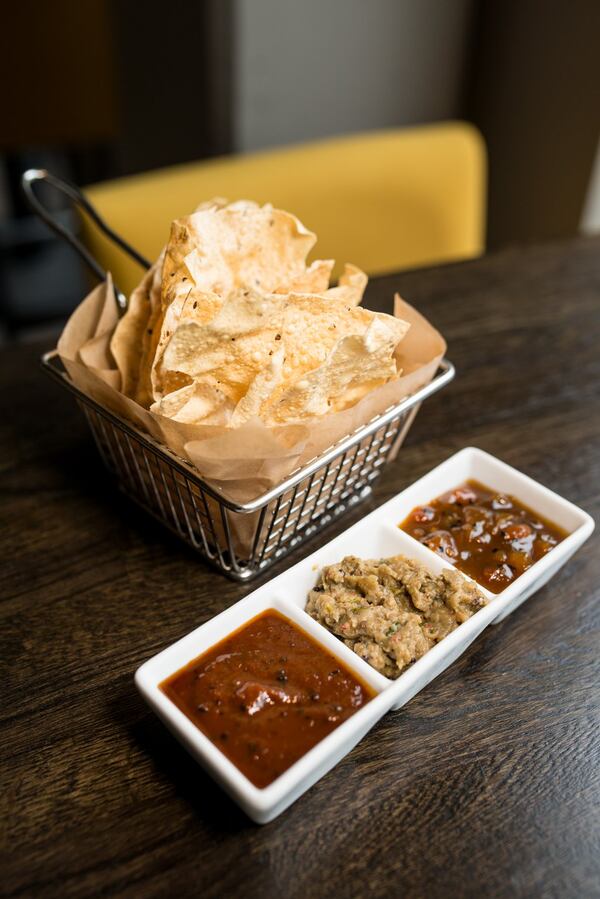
[{"left": 135, "top": 447, "right": 594, "bottom": 823}]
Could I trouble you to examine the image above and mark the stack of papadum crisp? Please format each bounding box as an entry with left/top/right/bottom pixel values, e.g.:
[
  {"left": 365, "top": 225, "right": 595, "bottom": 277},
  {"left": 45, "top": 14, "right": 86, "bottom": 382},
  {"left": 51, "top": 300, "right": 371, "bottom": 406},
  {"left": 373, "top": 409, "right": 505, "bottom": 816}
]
[
  {"left": 57, "top": 199, "right": 446, "bottom": 519},
  {"left": 110, "top": 199, "right": 411, "bottom": 427}
]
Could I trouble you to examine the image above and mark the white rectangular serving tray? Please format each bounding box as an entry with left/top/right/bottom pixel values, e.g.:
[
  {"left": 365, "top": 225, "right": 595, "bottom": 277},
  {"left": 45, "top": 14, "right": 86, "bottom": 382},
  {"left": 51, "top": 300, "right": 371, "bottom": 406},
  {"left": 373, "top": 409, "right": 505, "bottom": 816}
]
[{"left": 135, "top": 447, "right": 594, "bottom": 823}]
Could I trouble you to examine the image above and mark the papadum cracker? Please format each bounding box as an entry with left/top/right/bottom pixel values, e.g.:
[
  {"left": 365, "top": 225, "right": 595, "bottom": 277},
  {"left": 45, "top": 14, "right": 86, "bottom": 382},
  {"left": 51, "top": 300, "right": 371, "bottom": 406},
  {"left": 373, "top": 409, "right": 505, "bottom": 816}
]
[{"left": 56, "top": 199, "right": 446, "bottom": 530}]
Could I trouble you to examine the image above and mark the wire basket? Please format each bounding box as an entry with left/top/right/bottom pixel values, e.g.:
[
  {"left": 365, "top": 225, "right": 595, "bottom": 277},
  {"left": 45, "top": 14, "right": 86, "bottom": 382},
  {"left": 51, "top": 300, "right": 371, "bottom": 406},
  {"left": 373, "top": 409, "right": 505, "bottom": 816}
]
[
  {"left": 42, "top": 352, "right": 454, "bottom": 580},
  {"left": 23, "top": 167, "right": 455, "bottom": 581}
]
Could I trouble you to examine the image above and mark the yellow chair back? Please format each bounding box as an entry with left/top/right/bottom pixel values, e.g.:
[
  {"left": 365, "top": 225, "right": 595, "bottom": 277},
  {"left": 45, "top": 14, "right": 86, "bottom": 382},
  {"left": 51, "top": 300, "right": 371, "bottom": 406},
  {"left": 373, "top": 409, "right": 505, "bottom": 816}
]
[{"left": 82, "top": 122, "right": 486, "bottom": 297}]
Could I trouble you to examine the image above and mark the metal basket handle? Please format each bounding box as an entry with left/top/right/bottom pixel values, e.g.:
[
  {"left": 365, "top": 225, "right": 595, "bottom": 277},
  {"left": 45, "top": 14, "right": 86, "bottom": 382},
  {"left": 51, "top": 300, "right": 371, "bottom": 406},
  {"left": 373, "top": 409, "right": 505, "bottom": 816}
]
[{"left": 21, "top": 168, "right": 151, "bottom": 313}]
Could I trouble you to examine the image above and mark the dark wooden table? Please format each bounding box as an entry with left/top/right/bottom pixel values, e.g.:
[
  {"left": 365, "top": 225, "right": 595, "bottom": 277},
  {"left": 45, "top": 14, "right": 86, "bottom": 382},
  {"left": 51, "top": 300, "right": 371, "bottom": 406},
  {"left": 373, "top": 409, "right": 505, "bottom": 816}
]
[{"left": 3, "top": 237, "right": 600, "bottom": 899}]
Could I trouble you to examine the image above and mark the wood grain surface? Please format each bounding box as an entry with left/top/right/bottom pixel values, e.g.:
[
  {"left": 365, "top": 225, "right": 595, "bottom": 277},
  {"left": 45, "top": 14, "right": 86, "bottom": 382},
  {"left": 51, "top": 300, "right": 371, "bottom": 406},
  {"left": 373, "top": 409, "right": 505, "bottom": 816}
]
[{"left": 2, "top": 237, "right": 599, "bottom": 899}]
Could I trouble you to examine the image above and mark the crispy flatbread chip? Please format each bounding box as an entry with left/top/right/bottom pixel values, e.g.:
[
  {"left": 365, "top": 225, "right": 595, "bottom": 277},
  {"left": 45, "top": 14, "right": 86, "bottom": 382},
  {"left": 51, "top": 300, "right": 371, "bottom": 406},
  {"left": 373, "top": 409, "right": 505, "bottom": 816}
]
[
  {"left": 151, "top": 381, "right": 232, "bottom": 425},
  {"left": 160, "top": 289, "right": 286, "bottom": 408},
  {"left": 324, "top": 263, "right": 368, "bottom": 306},
  {"left": 151, "top": 200, "right": 323, "bottom": 399},
  {"left": 119, "top": 199, "right": 411, "bottom": 427},
  {"left": 272, "top": 293, "right": 408, "bottom": 399},
  {"left": 162, "top": 199, "right": 316, "bottom": 302},
  {"left": 230, "top": 346, "right": 286, "bottom": 426},
  {"left": 151, "top": 286, "right": 223, "bottom": 399},
  {"left": 110, "top": 253, "right": 163, "bottom": 405},
  {"left": 157, "top": 288, "right": 408, "bottom": 425},
  {"left": 274, "top": 259, "right": 334, "bottom": 294},
  {"left": 264, "top": 318, "right": 406, "bottom": 423}
]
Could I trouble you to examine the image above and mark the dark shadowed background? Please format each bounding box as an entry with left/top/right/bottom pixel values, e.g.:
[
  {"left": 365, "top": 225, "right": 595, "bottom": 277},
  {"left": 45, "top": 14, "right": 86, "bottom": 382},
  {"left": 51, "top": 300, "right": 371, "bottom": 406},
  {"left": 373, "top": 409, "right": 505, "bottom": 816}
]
[{"left": 1, "top": 0, "right": 599, "bottom": 339}]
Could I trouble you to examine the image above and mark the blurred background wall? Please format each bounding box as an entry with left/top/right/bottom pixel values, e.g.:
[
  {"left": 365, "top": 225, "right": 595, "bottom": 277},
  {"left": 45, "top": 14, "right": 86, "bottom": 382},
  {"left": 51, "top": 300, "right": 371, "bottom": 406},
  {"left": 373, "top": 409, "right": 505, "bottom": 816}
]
[
  {"left": 235, "top": 0, "right": 473, "bottom": 151},
  {"left": 1, "top": 0, "right": 599, "bottom": 339}
]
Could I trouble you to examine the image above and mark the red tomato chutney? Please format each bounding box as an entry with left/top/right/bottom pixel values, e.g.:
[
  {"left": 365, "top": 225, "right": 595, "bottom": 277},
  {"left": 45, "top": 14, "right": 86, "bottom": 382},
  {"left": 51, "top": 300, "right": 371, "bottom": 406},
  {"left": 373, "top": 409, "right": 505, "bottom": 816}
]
[
  {"left": 399, "top": 480, "right": 567, "bottom": 593},
  {"left": 160, "top": 610, "right": 374, "bottom": 788}
]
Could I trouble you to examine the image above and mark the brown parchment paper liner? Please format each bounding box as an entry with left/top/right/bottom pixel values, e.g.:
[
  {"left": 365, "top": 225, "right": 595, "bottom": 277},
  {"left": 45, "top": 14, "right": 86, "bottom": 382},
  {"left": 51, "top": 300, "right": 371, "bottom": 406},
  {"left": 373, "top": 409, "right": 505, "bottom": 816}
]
[{"left": 57, "top": 279, "right": 446, "bottom": 555}]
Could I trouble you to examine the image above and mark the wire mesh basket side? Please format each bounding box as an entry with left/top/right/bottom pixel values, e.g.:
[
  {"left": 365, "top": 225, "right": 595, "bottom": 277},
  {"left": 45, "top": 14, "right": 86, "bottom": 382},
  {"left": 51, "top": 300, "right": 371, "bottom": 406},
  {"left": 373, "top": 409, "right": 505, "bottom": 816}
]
[
  {"left": 80, "top": 401, "right": 228, "bottom": 568},
  {"left": 247, "top": 405, "right": 417, "bottom": 567},
  {"left": 48, "top": 355, "right": 455, "bottom": 580},
  {"left": 78, "top": 397, "right": 415, "bottom": 579}
]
